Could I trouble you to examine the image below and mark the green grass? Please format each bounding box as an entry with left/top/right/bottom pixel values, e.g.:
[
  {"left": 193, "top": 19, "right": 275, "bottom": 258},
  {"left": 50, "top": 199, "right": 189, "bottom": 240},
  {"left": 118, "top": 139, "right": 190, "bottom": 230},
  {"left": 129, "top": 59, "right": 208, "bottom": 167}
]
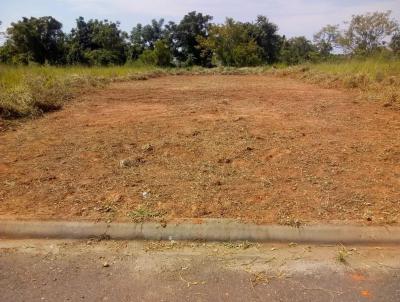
[
  {"left": 313, "top": 58, "right": 400, "bottom": 77},
  {"left": 0, "top": 63, "right": 157, "bottom": 88},
  {"left": 0, "top": 63, "right": 161, "bottom": 118},
  {"left": 273, "top": 57, "right": 400, "bottom": 104}
]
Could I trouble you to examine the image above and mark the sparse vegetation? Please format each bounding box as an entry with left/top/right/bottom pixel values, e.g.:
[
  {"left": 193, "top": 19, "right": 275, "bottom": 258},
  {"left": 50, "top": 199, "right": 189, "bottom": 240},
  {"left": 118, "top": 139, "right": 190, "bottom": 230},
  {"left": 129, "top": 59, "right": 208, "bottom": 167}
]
[
  {"left": 128, "top": 206, "right": 163, "bottom": 222},
  {"left": 336, "top": 246, "right": 350, "bottom": 264},
  {"left": 272, "top": 56, "right": 400, "bottom": 105}
]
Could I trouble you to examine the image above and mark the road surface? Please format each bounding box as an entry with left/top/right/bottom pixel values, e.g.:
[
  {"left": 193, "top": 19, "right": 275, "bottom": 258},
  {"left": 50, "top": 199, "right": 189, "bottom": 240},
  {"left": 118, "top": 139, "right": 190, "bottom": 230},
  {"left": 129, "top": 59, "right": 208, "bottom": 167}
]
[{"left": 1, "top": 239, "right": 399, "bottom": 301}]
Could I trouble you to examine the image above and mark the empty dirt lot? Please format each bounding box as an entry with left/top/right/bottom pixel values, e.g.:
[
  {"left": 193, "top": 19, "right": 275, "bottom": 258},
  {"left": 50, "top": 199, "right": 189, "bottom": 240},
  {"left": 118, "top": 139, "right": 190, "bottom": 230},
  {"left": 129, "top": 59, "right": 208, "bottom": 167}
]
[{"left": 0, "top": 75, "right": 399, "bottom": 224}]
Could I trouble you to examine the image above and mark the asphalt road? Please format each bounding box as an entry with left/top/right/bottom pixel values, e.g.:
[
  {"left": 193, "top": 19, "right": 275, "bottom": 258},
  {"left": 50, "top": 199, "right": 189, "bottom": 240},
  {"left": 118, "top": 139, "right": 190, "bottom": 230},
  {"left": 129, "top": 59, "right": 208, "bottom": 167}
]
[{"left": 1, "top": 239, "right": 399, "bottom": 302}]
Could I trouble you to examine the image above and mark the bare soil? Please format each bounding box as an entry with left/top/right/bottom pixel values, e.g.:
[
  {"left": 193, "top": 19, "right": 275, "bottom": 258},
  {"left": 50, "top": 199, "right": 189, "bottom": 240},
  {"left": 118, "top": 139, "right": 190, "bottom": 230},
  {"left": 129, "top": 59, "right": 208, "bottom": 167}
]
[{"left": 0, "top": 75, "right": 399, "bottom": 224}]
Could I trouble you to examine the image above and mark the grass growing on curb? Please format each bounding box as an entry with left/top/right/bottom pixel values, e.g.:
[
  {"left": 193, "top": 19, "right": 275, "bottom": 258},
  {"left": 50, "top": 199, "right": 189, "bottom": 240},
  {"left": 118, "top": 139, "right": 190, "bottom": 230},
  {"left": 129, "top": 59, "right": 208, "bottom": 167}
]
[{"left": 336, "top": 246, "right": 350, "bottom": 264}]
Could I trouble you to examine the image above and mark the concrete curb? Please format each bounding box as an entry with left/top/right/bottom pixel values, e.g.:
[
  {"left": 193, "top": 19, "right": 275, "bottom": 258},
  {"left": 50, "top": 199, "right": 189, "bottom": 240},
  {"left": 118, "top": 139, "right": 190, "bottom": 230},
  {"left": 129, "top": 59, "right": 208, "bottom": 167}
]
[{"left": 1, "top": 219, "right": 400, "bottom": 244}]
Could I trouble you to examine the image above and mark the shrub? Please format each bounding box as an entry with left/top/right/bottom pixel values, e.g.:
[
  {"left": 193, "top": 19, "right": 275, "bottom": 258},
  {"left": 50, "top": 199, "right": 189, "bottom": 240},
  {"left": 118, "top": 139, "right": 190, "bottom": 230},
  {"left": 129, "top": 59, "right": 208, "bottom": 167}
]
[
  {"left": 198, "top": 18, "right": 263, "bottom": 67},
  {"left": 139, "top": 40, "right": 172, "bottom": 67}
]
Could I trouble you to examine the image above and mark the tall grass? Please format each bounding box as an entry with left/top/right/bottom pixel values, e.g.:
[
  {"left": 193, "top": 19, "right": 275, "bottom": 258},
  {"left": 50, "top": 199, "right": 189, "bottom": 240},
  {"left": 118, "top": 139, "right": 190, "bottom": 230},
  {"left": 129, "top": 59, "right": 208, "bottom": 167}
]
[
  {"left": 311, "top": 58, "right": 400, "bottom": 79},
  {"left": 0, "top": 64, "right": 161, "bottom": 118},
  {"left": 273, "top": 57, "right": 400, "bottom": 104}
]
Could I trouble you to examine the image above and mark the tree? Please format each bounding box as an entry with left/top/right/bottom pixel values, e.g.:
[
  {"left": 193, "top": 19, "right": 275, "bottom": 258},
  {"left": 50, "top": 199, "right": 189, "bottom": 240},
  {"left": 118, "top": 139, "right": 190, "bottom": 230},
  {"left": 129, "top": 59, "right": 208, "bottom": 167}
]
[
  {"left": 247, "top": 16, "right": 282, "bottom": 64},
  {"left": 129, "top": 19, "right": 165, "bottom": 61},
  {"left": 5, "top": 16, "right": 65, "bottom": 64},
  {"left": 280, "top": 36, "right": 317, "bottom": 65},
  {"left": 339, "top": 11, "right": 398, "bottom": 54},
  {"left": 198, "top": 18, "right": 262, "bottom": 67},
  {"left": 66, "top": 17, "right": 127, "bottom": 65},
  {"left": 0, "top": 20, "right": 4, "bottom": 39},
  {"left": 0, "top": 41, "right": 17, "bottom": 64},
  {"left": 390, "top": 33, "right": 400, "bottom": 54},
  {"left": 138, "top": 39, "right": 172, "bottom": 66},
  {"left": 167, "top": 11, "right": 213, "bottom": 67},
  {"left": 313, "top": 24, "right": 340, "bottom": 56},
  {"left": 129, "top": 23, "right": 145, "bottom": 60},
  {"left": 129, "top": 18, "right": 165, "bottom": 60}
]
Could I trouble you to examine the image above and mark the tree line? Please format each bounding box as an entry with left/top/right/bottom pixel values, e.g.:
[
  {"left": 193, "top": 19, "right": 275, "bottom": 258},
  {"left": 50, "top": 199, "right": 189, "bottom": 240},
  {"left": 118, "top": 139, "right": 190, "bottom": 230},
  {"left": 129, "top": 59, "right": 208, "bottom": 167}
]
[{"left": 0, "top": 11, "right": 399, "bottom": 67}]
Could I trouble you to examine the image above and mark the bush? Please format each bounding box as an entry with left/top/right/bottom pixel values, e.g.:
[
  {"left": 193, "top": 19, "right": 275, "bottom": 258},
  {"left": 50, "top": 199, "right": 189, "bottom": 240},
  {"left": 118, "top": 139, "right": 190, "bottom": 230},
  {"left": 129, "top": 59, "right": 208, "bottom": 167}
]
[
  {"left": 85, "top": 49, "right": 124, "bottom": 66},
  {"left": 280, "top": 37, "right": 319, "bottom": 65},
  {"left": 198, "top": 19, "right": 263, "bottom": 67},
  {"left": 139, "top": 40, "right": 171, "bottom": 67},
  {"left": 153, "top": 40, "right": 172, "bottom": 67},
  {"left": 139, "top": 49, "right": 157, "bottom": 66}
]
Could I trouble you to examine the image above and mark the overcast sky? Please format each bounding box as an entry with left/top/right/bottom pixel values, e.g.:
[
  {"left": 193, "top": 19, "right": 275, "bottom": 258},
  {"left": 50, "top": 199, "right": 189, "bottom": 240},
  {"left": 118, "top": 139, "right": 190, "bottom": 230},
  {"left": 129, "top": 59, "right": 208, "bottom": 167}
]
[{"left": 0, "top": 0, "right": 399, "bottom": 39}]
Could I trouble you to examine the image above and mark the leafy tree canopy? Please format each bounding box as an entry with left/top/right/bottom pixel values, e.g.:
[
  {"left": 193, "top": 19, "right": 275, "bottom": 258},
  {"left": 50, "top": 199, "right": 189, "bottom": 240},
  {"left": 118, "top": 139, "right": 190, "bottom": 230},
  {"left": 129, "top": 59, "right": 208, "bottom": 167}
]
[
  {"left": 5, "top": 16, "right": 65, "bottom": 64},
  {"left": 198, "top": 18, "right": 264, "bottom": 67},
  {"left": 66, "top": 17, "right": 128, "bottom": 65},
  {"left": 280, "top": 36, "right": 317, "bottom": 65},
  {"left": 167, "top": 11, "right": 213, "bottom": 67}
]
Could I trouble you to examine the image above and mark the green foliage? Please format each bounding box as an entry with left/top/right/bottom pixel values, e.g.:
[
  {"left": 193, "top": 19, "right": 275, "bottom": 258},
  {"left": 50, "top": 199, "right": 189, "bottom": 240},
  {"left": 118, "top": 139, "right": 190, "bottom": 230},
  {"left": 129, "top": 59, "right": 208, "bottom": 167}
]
[
  {"left": 341, "top": 11, "right": 398, "bottom": 55},
  {"left": 0, "top": 42, "right": 17, "bottom": 64},
  {"left": 66, "top": 17, "right": 127, "bottom": 66},
  {"left": 280, "top": 37, "right": 318, "bottom": 65},
  {"left": 167, "top": 11, "right": 213, "bottom": 67},
  {"left": 390, "top": 33, "right": 400, "bottom": 54},
  {"left": 138, "top": 49, "right": 156, "bottom": 65},
  {"left": 4, "top": 16, "right": 65, "bottom": 65},
  {"left": 198, "top": 18, "right": 263, "bottom": 67},
  {"left": 248, "top": 16, "right": 282, "bottom": 64},
  {"left": 313, "top": 25, "right": 340, "bottom": 57},
  {"left": 153, "top": 40, "right": 172, "bottom": 66},
  {"left": 139, "top": 40, "right": 172, "bottom": 67},
  {"left": 1, "top": 11, "right": 400, "bottom": 67},
  {"left": 316, "top": 11, "right": 399, "bottom": 56},
  {"left": 84, "top": 49, "right": 125, "bottom": 66},
  {"left": 0, "top": 20, "right": 5, "bottom": 41},
  {"left": 129, "top": 19, "right": 165, "bottom": 61},
  {"left": 273, "top": 56, "right": 400, "bottom": 105},
  {"left": 0, "top": 64, "right": 160, "bottom": 118}
]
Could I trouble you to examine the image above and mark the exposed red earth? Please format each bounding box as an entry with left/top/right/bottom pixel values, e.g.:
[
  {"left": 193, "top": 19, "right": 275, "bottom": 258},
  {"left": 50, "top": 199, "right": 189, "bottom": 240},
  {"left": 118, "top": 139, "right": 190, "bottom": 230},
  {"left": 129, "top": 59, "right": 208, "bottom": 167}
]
[{"left": 0, "top": 75, "right": 399, "bottom": 224}]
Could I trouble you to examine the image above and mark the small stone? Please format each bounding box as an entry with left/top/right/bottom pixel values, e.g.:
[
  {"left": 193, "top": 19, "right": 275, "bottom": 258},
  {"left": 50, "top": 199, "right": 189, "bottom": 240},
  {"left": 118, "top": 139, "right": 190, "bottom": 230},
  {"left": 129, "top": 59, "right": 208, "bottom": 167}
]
[
  {"left": 119, "top": 157, "right": 145, "bottom": 168},
  {"left": 119, "top": 159, "right": 136, "bottom": 168},
  {"left": 103, "top": 262, "right": 110, "bottom": 268},
  {"left": 218, "top": 158, "right": 232, "bottom": 164},
  {"left": 142, "top": 144, "right": 154, "bottom": 152}
]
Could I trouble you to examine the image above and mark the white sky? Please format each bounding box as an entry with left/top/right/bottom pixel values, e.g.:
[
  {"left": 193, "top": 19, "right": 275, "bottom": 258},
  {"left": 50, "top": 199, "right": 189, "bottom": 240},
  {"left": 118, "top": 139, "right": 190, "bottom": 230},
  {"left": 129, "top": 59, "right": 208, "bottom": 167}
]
[{"left": 0, "top": 0, "right": 399, "bottom": 39}]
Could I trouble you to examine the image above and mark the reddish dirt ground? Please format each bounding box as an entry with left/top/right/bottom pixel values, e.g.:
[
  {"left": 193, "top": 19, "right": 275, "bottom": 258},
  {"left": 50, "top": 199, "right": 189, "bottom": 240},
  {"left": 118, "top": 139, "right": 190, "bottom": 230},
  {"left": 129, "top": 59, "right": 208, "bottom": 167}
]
[{"left": 0, "top": 75, "right": 399, "bottom": 224}]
